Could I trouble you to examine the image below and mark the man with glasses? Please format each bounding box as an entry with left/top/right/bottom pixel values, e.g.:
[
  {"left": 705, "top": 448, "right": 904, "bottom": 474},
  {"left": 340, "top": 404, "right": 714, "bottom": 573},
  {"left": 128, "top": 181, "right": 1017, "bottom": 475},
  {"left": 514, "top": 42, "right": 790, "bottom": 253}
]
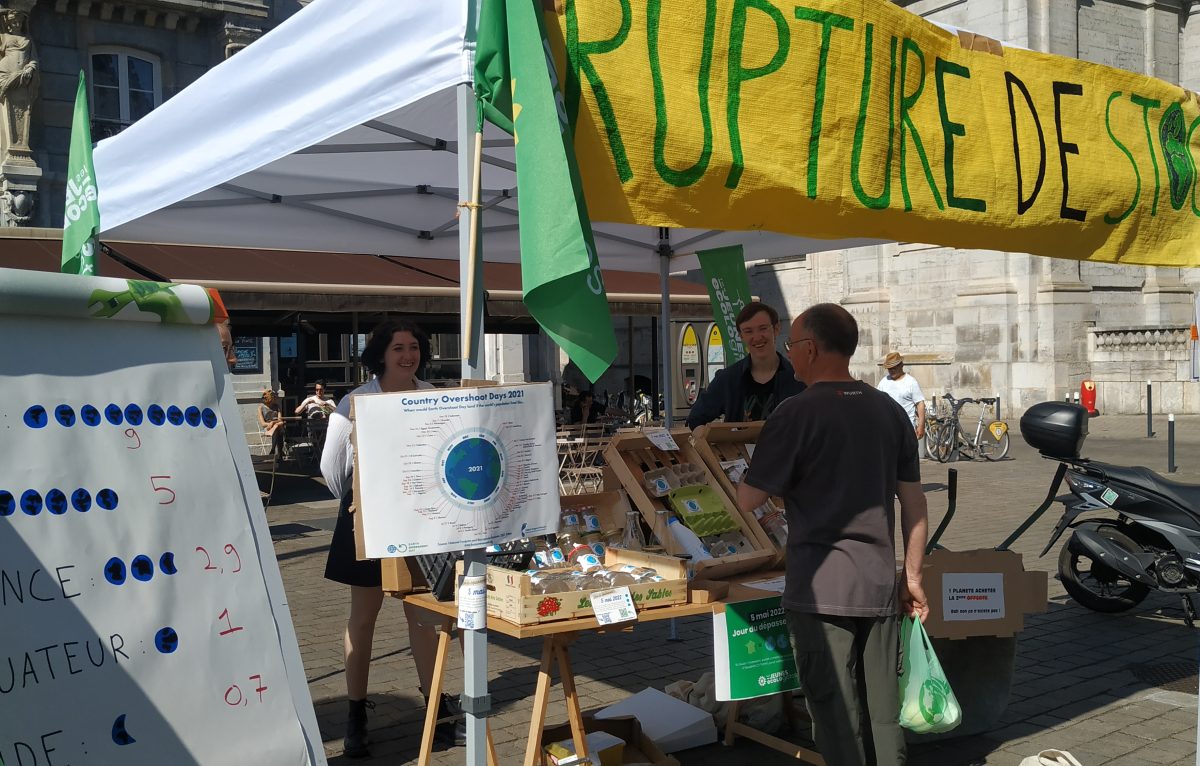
[
  {"left": 737, "top": 303, "right": 929, "bottom": 766},
  {"left": 685, "top": 301, "right": 806, "bottom": 428}
]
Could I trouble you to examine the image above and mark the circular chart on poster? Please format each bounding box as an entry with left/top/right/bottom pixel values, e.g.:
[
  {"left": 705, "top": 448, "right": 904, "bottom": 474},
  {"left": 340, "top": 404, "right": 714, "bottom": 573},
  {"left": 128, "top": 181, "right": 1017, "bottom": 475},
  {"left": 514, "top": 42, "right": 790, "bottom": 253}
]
[{"left": 438, "top": 430, "right": 505, "bottom": 509}]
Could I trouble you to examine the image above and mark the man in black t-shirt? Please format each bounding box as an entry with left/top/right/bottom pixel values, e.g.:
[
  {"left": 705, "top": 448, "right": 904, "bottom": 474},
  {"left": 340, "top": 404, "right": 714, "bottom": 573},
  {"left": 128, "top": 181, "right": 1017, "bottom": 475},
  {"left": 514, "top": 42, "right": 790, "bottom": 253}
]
[{"left": 737, "top": 303, "right": 929, "bottom": 766}]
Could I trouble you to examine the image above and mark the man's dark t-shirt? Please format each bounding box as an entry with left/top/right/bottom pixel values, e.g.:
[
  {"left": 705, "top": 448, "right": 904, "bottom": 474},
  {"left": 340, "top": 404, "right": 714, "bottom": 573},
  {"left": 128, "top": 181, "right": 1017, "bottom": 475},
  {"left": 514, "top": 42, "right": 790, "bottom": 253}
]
[
  {"left": 745, "top": 381, "right": 920, "bottom": 617},
  {"left": 741, "top": 375, "right": 775, "bottom": 421}
]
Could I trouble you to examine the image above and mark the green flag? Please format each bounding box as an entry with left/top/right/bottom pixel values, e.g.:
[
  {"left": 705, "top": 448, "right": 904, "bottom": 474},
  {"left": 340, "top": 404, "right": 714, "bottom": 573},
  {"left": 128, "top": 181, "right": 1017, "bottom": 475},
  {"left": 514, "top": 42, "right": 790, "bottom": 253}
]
[
  {"left": 475, "top": 0, "right": 617, "bottom": 383},
  {"left": 61, "top": 71, "right": 99, "bottom": 276},
  {"left": 696, "top": 245, "right": 753, "bottom": 365}
]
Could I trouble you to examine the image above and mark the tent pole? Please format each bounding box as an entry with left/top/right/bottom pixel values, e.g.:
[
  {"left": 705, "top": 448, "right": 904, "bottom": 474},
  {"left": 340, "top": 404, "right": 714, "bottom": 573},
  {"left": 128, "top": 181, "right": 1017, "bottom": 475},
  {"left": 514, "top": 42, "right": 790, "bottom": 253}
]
[
  {"left": 659, "top": 228, "right": 673, "bottom": 427},
  {"left": 456, "top": 80, "right": 488, "bottom": 766}
]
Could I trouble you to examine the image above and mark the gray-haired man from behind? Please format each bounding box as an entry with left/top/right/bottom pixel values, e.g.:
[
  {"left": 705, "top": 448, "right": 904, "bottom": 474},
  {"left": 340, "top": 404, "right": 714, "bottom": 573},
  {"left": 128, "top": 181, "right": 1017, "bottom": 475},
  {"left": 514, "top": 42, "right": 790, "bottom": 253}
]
[{"left": 737, "top": 303, "right": 929, "bottom": 766}]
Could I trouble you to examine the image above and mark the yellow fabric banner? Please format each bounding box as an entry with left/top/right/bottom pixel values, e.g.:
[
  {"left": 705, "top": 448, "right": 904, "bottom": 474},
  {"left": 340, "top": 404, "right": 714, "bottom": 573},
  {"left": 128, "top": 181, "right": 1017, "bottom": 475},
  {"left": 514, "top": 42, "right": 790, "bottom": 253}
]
[{"left": 550, "top": 0, "right": 1200, "bottom": 265}]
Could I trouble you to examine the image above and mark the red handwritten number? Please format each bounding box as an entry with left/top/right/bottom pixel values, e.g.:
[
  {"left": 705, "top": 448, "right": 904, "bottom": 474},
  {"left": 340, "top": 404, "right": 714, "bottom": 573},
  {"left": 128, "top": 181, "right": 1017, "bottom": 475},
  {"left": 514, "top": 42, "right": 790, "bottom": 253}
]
[
  {"left": 123, "top": 428, "right": 141, "bottom": 449},
  {"left": 196, "top": 546, "right": 217, "bottom": 571},
  {"left": 217, "top": 608, "right": 245, "bottom": 636},
  {"left": 251, "top": 674, "right": 267, "bottom": 702},
  {"left": 224, "top": 685, "right": 243, "bottom": 706},
  {"left": 150, "top": 476, "right": 175, "bottom": 505},
  {"left": 224, "top": 544, "right": 242, "bottom": 573}
]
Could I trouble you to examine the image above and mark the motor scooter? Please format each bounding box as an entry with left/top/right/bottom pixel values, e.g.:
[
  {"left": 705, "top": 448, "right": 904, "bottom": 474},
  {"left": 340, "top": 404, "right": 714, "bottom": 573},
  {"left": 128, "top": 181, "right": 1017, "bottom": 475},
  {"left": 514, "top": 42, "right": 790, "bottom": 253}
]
[{"left": 1002, "top": 402, "right": 1200, "bottom": 625}]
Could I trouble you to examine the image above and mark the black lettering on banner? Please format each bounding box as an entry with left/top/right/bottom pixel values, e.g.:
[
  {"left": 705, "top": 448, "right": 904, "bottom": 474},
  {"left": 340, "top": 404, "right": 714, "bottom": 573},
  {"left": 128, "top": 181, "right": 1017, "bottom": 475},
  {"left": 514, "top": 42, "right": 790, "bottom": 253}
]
[
  {"left": 1052, "top": 81, "right": 1086, "bottom": 221},
  {"left": 1004, "top": 72, "right": 1045, "bottom": 215}
]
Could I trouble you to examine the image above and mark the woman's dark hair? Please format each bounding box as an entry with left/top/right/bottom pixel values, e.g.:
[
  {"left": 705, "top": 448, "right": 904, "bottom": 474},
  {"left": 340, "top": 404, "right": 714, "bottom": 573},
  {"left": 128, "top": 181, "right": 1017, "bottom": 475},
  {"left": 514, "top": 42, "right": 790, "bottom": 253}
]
[
  {"left": 361, "top": 320, "right": 429, "bottom": 378},
  {"left": 800, "top": 303, "right": 859, "bottom": 357}
]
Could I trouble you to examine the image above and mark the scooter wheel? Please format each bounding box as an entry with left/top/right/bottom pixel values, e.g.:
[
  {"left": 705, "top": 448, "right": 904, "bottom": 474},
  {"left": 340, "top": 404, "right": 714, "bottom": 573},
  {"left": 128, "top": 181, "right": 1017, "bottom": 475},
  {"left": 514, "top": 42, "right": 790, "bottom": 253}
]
[{"left": 1059, "top": 525, "right": 1151, "bottom": 612}]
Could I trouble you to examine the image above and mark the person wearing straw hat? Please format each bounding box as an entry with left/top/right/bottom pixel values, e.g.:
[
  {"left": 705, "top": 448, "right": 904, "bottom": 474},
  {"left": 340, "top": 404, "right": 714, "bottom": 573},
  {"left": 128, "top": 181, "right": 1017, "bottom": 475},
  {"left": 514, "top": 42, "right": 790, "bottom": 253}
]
[{"left": 877, "top": 352, "right": 926, "bottom": 447}]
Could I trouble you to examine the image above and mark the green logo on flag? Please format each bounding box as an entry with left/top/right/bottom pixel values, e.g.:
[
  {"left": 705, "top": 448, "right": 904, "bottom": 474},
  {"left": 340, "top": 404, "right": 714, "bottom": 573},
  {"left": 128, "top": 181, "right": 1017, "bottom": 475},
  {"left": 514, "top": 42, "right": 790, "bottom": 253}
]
[
  {"left": 61, "top": 70, "right": 99, "bottom": 276},
  {"left": 697, "top": 245, "right": 753, "bottom": 365}
]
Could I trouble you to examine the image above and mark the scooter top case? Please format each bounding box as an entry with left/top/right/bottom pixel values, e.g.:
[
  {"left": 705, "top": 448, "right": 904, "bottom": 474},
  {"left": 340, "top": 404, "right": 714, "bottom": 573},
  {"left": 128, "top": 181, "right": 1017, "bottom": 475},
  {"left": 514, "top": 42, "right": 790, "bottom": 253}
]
[{"left": 1021, "top": 402, "right": 1088, "bottom": 458}]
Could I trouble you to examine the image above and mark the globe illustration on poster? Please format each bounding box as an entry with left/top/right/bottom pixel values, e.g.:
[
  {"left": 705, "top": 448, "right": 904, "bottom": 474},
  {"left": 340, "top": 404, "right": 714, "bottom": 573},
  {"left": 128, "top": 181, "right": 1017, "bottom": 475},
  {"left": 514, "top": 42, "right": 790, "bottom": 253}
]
[{"left": 439, "top": 429, "right": 505, "bottom": 508}]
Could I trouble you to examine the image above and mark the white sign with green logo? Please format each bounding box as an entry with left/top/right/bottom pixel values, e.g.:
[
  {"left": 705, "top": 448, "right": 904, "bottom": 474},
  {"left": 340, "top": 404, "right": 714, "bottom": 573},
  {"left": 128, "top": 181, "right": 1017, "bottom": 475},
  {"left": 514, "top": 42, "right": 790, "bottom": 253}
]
[{"left": 713, "top": 597, "right": 799, "bottom": 701}]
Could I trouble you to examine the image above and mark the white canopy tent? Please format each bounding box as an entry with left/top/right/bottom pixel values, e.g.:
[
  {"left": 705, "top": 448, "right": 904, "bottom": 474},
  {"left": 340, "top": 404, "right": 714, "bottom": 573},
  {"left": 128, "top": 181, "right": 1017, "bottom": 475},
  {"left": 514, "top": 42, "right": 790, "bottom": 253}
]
[{"left": 94, "top": 0, "right": 879, "bottom": 276}]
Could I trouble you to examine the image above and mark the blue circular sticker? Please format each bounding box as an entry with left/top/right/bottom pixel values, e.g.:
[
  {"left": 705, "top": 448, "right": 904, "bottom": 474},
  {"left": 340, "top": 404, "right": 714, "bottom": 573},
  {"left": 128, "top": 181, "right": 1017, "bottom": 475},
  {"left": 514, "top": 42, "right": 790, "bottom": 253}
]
[
  {"left": 80, "top": 404, "right": 101, "bottom": 426},
  {"left": 104, "top": 557, "right": 127, "bottom": 585},
  {"left": 23, "top": 405, "right": 47, "bottom": 429},
  {"left": 45, "top": 489, "right": 68, "bottom": 515},
  {"left": 201, "top": 408, "right": 218, "bottom": 429},
  {"left": 54, "top": 405, "right": 76, "bottom": 427},
  {"left": 130, "top": 555, "right": 154, "bottom": 582},
  {"left": 104, "top": 404, "right": 124, "bottom": 426},
  {"left": 166, "top": 406, "right": 184, "bottom": 426},
  {"left": 96, "top": 488, "right": 119, "bottom": 511},
  {"left": 20, "top": 489, "right": 42, "bottom": 516},
  {"left": 0, "top": 491, "right": 14, "bottom": 516},
  {"left": 147, "top": 404, "right": 166, "bottom": 426},
  {"left": 159, "top": 552, "right": 178, "bottom": 575},
  {"left": 184, "top": 406, "right": 201, "bottom": 427},
  {"left": 154, "top": 627, "right": 179, "bottom": 654},
  {"left": 124, "top": 404, "right": 143, "bottom": 426},
  {"left": 71, "top": 488, "right": 92, "bottom": 512}
]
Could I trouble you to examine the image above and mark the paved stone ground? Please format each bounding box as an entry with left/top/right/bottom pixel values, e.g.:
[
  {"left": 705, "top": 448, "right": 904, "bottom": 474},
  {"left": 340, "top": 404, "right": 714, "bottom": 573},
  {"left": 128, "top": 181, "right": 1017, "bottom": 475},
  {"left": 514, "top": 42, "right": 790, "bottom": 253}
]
[{"left": 263, "top": 414, "right": 1200, "bottom": 765}]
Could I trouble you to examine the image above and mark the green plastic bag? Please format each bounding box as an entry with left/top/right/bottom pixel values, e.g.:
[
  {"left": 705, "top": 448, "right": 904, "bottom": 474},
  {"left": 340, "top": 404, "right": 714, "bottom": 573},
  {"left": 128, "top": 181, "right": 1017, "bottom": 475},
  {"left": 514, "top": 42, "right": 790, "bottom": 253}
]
[{"left": 898, "top": 615, "right": 962, "bottom": 733}]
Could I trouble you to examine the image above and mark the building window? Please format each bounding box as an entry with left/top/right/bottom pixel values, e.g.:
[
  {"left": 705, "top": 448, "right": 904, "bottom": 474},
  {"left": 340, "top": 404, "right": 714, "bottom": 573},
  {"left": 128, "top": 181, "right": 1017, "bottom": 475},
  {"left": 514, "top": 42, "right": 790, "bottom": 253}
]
[{"left": 90, "top": 49, "right": 161, "bottom": 139}]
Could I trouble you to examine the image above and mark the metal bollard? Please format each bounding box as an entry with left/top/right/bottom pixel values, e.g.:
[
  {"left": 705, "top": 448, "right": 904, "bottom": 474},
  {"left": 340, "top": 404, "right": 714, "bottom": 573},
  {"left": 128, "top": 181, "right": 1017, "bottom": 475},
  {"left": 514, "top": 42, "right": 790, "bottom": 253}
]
[
  {"left": 1169, "top": 413, "right": 1177, "bottom": 473},
  {"left": 1147, "top": 381, "right": 1155, "bottom": 438}
]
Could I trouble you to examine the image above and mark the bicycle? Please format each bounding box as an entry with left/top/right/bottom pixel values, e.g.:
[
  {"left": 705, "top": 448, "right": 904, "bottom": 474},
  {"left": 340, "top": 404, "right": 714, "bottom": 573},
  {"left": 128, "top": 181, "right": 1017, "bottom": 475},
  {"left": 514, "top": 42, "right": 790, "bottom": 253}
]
[
  {"left": 931, "top": 393, "right": 1010, "bottom": 462},
  {"left": 922, "top": 396, "right": 955, "bottom": 462}
]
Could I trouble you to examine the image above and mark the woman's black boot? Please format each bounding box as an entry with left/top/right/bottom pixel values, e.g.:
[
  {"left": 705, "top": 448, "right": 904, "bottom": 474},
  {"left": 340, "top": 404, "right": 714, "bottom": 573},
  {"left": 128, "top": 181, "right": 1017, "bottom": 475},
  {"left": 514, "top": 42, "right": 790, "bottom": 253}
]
[{"left": 344, "top": 698, "right": 373, "bottom": 758}]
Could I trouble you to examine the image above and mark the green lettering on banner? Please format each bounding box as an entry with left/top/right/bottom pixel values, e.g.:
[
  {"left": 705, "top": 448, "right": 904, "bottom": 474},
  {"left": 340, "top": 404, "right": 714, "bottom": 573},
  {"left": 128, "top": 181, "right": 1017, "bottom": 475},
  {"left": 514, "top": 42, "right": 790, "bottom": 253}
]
[
  {"left": 850, "top": 25, "right": 897, "bottom": 209},
  {"left": 1130, "top": 93, "right": 1162, "bottom": 217},
  {"left": 648, "top": 0, "right": 716, "bottom": 187},
  {"left": 898, "top": 38, "right": 943, "bottom": 211},
  {"left": 725, "top": 0, "right": 790, "bottom": 189},
  {"left": 1158, "top": 103, "right": 1194, "bottom": 212},
  {"left": 1189, "top": 115, "right": 1200, "bottom": 218},
  {"left": 935, "top": 57, "right": 986, "bottom": 212},
  {"left": 794, "top": 6, "right": 854, "bottom": 200},
  {"left": 565, "top": 0, "right": 633, "bottom": 183},
  {"left": 1103, "top": 91, "right": 1140, "bottom": 225}
]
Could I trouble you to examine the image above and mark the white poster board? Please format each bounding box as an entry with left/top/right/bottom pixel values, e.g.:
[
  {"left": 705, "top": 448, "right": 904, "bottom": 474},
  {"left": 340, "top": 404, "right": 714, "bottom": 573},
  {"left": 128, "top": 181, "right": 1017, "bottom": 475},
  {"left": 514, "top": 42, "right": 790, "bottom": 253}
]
[
  {"left": 0, "top": 268, "right": 321, "bottom": 765},
  {"left": 353, "top": 383, "right": 560, "bottom": 557},
  {"left": 942, "top": 572, "right": 1006, "bottom": 621}
]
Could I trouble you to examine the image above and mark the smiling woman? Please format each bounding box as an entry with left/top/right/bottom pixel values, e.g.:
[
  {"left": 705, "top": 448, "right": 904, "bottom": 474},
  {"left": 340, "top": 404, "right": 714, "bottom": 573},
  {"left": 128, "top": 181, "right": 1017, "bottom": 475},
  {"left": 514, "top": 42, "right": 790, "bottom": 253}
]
[{"left": 317, "top": 320, "right": 459, "bottom": 756}]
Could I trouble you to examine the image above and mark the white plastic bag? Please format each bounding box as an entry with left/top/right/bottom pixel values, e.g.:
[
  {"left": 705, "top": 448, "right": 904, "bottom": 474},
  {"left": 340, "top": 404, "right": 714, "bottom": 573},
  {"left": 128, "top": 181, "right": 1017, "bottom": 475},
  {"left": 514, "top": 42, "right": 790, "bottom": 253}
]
[
  {"left": 1019, "top": 750, "right": 1084, "bottom": 766},
  {"left": 897, "top": 616, "right": 962, "bottom": 734}
]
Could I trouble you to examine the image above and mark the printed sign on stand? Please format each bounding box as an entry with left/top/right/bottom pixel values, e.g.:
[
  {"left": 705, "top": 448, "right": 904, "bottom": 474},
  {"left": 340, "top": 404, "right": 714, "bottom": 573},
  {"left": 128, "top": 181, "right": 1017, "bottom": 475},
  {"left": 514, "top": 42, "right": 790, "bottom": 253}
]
[
  {"left": 713, "top": 597, "right": 799, "bottom": 701},
  {"left": 943, "top": 572, "right": 1006, "bottom": 621},
  {"left": 353, "top": 383, "right": 560, "bottom": 557}
]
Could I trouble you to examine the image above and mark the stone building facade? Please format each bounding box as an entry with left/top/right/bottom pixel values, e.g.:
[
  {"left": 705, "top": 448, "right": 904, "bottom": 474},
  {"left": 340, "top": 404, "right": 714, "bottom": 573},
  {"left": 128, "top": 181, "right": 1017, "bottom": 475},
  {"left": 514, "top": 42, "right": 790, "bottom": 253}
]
[{"left": 750, "top": 0, "right": 1200, "bottom": 416}]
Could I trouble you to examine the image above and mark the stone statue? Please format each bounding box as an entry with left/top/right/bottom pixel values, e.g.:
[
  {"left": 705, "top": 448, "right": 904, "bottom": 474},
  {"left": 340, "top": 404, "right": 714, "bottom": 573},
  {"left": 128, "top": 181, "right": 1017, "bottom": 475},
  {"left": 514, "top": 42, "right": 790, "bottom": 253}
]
[{"left": 0, "top": 8, "right": 38, "bottom": 166}]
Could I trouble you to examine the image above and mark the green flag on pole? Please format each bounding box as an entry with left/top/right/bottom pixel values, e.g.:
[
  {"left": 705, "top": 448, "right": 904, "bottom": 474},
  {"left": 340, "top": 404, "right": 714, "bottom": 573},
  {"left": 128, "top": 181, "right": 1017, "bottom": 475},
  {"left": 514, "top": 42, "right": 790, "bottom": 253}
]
[
  {"left": 696, "top": 245, "right": 753, "bottom": 365},
  {"left": 475, "top": 0, "right": 617, "bottom": 383},
  {"left": 61, "top": 71, "right": 99, "bottom": 276}
]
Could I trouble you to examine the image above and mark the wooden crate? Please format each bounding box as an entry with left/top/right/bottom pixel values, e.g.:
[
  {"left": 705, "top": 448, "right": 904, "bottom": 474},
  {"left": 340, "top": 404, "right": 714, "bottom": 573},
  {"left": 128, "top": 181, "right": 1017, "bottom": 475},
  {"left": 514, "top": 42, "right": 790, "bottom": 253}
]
[
  {"left": 690, "top": 422, "right": 783, "bottom": 564},
  {"left": 603, "top": 429, "right": 774, "bottom": 581},
  {"left": 463, "top": 548, "right": 688, "bottom": 625}
]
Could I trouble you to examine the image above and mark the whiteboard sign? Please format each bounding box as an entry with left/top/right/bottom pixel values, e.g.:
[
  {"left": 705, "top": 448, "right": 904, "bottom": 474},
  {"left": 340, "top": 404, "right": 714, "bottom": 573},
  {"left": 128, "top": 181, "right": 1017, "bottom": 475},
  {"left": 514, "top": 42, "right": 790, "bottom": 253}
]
[
  {"left": 353, "top": 383, "right": 561, "bottom": 557},
  {"left": 0, "top": 268, "right": 319, "bottom": 765},
  {"left": 943, "top": 572, "right": 1005, "bottom": 621}
]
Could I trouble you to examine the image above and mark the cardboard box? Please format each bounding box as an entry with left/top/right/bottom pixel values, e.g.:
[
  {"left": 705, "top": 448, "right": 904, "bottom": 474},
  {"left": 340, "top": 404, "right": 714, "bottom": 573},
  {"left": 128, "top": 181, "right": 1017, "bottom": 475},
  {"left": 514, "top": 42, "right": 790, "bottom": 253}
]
[
  {"left": 462, "top": 547, "right": 688, "bottom": 625},
  {"left": 604, "top": 429, "right": 775, "bottom": 581},
  {"left": 541, "top": 715, "right": 680, "bottom": 766},
  {"left": 921, "top": 548, "right": 1048, "bottom": 639}
]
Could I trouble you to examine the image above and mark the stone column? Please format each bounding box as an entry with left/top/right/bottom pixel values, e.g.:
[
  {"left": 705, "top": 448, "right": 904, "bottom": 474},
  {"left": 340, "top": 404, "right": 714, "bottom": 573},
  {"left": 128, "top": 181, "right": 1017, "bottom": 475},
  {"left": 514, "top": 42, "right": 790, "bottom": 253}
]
[
  {"left": 0, "top": 0, "right": 41, "bottom": 227},
  {"left": 1142, "top": 267, "right": 1193, "bottom": 325},
  {"left": 1031, "top": 256, "right": 1092, "bottom": 406}
]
